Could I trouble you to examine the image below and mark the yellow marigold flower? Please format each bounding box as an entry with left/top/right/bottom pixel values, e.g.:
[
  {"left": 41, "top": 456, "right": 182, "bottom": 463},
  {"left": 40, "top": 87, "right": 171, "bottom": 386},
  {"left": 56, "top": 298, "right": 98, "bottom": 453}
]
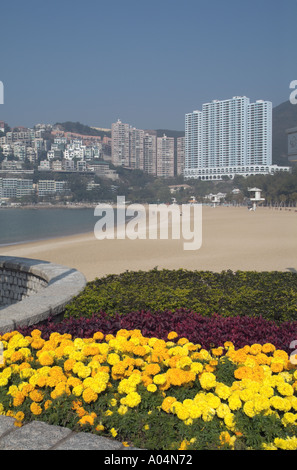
[
  {"left": 8, "top": 385, "right": 18, "bottom": 397},
  {"left": 19, "top": 382, "right": 35, "bottom": 396},
  {"left": 38, "top": 351, "right": 54, "bottom": 366},
  {"left": 274, "top": 436, "right": 297, "bottom": 450},
  {"left": 74, "top": 364, "right": 92, "bottom": 379},
  {"left": 224, "top": 412, "right": 235, "bottom": 430},
  {"left": 10, "top": 351, "right": 25, "bottom": 363},
  {"left": 133, "top": 345, "right": 147, "bottom": 357},
  {"left": 73, "top": 385, "right": 84, "bottom": 397},
  {"left": 202, "top": 408, "right": 215, "bottom": 422},
  {"left": 168, "top": 345, "right": 188, "bottom": 357},
  {"left": 177, "top": 338, "right": 189, "bottom": 346},
  {"left": 270, "top": 361, "right": 284, "bottom": 373},
  {"left": 96, "top": 423, "right": 105, "bottom": 432},
  {"left": 79, "top": 412, "right": 97, "bottom": 426},
  {"left": 228, "top": 394, "right": 242, "bottom": 411},
  {"left": 110, "top": 428, "right": 118, "bottom": 438},
  {"left": 219, "top": 431, "right": 236, "bottom": 448},
  {"left": 93, "top": 331, "right": 104, "bottom": 341},
  {"left": 249, "top": 344, "right": 262, "bottom": 355},
  {"left": 51, "top": 382, "right": 70, "bottom": 399},
  {"left": 259, "top": 385, "right": 274, "bottom": 399},
  {"left": 289, "top": 396, "right": 297, "bottom": 411},
  {"left": 211, "top": 347, "right": 224, "bottom": 357},
  {"left": 190, "top": 362, "right": 203, "bottom": 374},
  {"left": 215, "top": 382, "right": 231, "bottom": 400},
  {"left": 282, "top": 412, "right": 297, "bottom": 426},
  {"left": 274, "top": 350, "right": 288, "bottom": 361},
  {"left": 0, "top": 377, "right": 8, "bottom": 387},
  {"left": 29, "top": 390, "right": 44, "bottom": 403},
  {"left": 120, "top": 391, "right": 141, "bottom": 408},
  {"left": 107, "top": 353, "right": 120, "bottom": 366},
  {"left": 82, "top": 345, "right": 100, "bottom": 357},
  {"left": 13, "top": 420, "right": 23, "bottom": 428},
  {"left": 239, "top": 387, "right": 255, "bottom": 402},
  {"left": 117, "top": 405, "right": 128, "bottom": 415},
  {"left": 82, "top": 387, "right": 98, "bottom": 404},
  {"left": 64, "top": 358, "right": 76, "bottom": 372},
  {"left": 262, "top": 443, "right": 277, "bottom": 450},
  {"left": 147, "top": 384, "right": 157, "bottom": 393},
  {"left": 135, "top": 358, "right": 144, "bottom": 367},
  {"left": 144, "top": 363, "right": 161, "bottom": 376},
  {"left": 199, "top": 372, "right": 216, "bottom": 390},
  {"left": 262, "top": 343, "right": 276, "bottom": 354},
  {"left": 167, "top": 332, "right": 178, "bottom": 341},
  {"left": 30, "top": 329, "right": 42, "bottom": 338},
  {"left": 177, "top": 356, "right": 192, "bottom": 369},
  {"left": 14, "top": 411, "right": 25, "bottom": 422},
  {"left": 253, "top": 394, "right": 270, "bottom": 413},
  {"left": 277, "top": 382, "right": 294, "bottom": 397},
  {"left": 31, "top": 338, "right": 45, "bottom": 350},
  {"left": 243, "top": 400, "right": 255, "bottom": 418},
  {"left": 44, "top": 400, "right": 52, "bottom": 410},
  {"left": 173, "top": 402, "right": 190, "bottom": 421},
  {"left": 30, "top": 402, "right": 42, "bottom": 416},
  {"left": 161, "top": 396, "right": 177, "bottom": 413},
  {"left": 36, "top": 376, "right": 47, "bottom": 388},
  {"left": 153, "top": 374, "right": 167, "bottom": 385},
  {"left": 67, "top": 376, "right": 82, "bottom": 388},
  {"left": 205, "top": 393, "right": 221, "bottom": 409},
  {"left": 179, "top": 439, "right": 190, "bottom": 450},
  {"left": 270, "top": 396, "right": 291, "bottom": 412},
  {"left": 13, "top": 391, "right": 25, "bottom": 407}
]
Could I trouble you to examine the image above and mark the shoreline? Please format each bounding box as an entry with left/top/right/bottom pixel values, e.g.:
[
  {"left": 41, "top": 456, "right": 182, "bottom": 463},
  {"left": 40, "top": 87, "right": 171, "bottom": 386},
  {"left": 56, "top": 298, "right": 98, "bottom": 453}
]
[{"left": 0, "top": 205, "right": 296, "bottom": 282}]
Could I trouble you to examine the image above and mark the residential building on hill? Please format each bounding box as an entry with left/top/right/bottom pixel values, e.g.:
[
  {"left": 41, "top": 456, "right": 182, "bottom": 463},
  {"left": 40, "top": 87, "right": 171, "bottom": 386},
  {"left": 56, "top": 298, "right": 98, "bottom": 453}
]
[{"left": 184, "top": 96, "right": 288, "bottom": 180}]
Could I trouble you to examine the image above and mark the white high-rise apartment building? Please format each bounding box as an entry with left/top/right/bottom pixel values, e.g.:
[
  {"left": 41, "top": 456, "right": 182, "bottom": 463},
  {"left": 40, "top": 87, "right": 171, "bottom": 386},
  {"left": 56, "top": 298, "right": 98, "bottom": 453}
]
[
  {"left": 185, "top": 110, "right": 202, "bottom": 170},
  {"left": 156, "top": 134, "right": 175, "bottom": 178},
  {"left": 247, "top": 100, "right": 272, "bottom": 166},
  {"left": 111, "top": 120, "right": 130, "bottom": 167},
  {"left": 184, "top": 96, "right": 282, "bottom": 180},
  {"left": 129, "top": 127, "right": 144, "bottom": 170},
  {"left": 177, "top": 136, "right": 185, "bottom": 176},
  {"left": 143, "top": 133, "right": 157, "bottom": 175},
  {"left": 202, "top": 96, "right": 249, "bottom": 168}
]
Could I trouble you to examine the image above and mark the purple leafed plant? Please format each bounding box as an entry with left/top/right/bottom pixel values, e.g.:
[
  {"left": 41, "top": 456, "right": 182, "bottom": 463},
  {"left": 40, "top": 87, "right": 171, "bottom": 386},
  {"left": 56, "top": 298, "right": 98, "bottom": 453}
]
[{"left": 17, "top": 309, "right": 297, "bottom": 353}]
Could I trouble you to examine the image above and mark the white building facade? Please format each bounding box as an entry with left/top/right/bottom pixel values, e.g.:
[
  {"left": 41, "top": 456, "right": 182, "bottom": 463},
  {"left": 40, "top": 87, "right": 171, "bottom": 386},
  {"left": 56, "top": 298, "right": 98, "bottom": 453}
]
[{"left": 184, "top": 96, "right": 287, "bottom": 180}]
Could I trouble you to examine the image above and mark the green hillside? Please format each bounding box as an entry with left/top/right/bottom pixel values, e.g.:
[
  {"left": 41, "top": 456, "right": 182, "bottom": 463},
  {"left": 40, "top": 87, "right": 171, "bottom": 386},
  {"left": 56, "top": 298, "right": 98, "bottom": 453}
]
[{"left": 272, "top": 100, "right": 297, "bottom": 165}]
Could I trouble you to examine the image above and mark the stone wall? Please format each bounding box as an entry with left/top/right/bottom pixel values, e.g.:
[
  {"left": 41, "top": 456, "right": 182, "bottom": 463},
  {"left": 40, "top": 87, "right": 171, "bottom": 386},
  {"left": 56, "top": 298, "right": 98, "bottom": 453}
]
[
  {"left": 0, "top": 256, "right": 87, "bottom": 333},
  {"left": 0, "top": 268, "right": 47, "bottom": 307}
]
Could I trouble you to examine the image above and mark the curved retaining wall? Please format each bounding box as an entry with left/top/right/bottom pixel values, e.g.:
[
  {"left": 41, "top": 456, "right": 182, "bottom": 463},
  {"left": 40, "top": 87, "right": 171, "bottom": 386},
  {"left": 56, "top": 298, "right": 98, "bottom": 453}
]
[{"left": 0, "top": 256, "right": 87, "bottom": 333}]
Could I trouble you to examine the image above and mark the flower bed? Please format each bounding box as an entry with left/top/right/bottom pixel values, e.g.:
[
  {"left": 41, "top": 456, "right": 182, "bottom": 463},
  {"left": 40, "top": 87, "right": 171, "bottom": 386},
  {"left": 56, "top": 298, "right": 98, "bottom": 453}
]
[
  {"left": 18, "top": 309, "right": 297, "bottom": 354},
  {"left": 1, "top": 327, "right": 297, "bottom": 450},
  {"left": 64, "top": 269, "right": 297, "bottom": 323}
]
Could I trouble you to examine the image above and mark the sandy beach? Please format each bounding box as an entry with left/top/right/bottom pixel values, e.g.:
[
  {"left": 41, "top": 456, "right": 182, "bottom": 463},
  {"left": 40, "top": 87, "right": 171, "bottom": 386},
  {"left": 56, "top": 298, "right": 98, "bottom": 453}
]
[{"left": 0, "top": 205, "right": 296, "bottom": 282}]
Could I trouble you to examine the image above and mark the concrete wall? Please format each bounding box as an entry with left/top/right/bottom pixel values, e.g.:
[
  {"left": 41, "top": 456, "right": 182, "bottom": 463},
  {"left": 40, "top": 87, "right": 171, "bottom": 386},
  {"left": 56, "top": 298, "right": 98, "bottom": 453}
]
[{"left": 0, "top": 256, "right": 87, "bottom": 333}]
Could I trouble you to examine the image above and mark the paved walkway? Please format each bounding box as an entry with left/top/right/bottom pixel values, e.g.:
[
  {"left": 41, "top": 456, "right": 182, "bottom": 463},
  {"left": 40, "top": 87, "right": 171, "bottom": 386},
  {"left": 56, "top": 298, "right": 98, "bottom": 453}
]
[{"left": 0, "top": 415, "right": 140, "bottom": 450}]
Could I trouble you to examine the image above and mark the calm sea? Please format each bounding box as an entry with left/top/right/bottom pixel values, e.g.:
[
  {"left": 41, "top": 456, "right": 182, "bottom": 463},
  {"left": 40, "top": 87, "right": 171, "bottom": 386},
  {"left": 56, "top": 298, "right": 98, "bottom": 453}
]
[{"left": 0, "top": 207, "right": 107, "bottom": 246}]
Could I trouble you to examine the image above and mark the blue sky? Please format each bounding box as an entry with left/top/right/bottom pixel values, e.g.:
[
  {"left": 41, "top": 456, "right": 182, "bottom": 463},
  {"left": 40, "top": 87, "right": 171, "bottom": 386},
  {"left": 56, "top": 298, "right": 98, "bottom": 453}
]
[{"left": 0, "top": 0, "right": 296, "bottom": 130}]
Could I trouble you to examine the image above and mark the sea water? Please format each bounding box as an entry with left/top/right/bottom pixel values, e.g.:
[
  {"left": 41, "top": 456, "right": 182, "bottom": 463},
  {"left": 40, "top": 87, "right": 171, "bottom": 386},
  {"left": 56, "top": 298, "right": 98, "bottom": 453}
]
[{"left": 0, "top": 207, "right": 104, "bottom": 246}]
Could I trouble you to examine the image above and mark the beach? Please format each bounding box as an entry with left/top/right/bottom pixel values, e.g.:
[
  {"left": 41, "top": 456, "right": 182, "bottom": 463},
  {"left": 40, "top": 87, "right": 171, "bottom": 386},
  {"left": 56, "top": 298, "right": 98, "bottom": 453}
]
[{"left": 0, "top": 205, "right": 296, "bottom": 282}]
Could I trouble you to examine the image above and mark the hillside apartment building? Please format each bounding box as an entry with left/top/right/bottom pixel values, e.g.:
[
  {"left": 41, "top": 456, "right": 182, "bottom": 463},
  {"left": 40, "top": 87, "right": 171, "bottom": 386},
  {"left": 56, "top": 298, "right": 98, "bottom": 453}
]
[{"left": 184, "top": 96, "right": 290, "bottom": 180}]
